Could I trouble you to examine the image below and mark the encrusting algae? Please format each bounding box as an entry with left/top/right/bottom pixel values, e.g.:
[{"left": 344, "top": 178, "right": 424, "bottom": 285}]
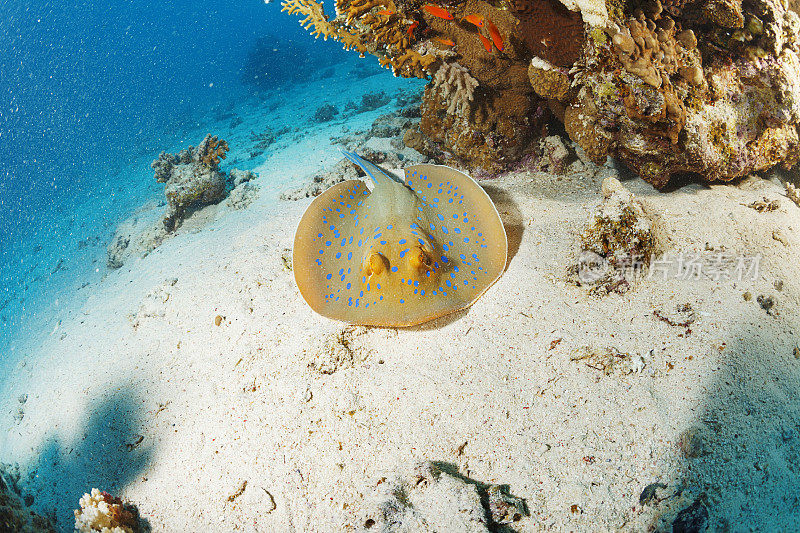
[{"left": 285, "top": 0, "right": 800, "bottom": 187}]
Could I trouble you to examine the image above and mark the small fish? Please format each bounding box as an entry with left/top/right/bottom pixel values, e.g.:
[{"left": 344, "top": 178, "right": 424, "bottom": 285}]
[
  {"left": 376, "top": 9, "right": 394, "bottom": 15},
  {"left": 462, "top": 14, "right": 484, "bottom": 27},
  {"left": 434, "top": 37, "right": 456, "bottom": 46},
  {"left": 477, "top": 32, "right": 492, "bottom": 52},
  {"left": 407, "top": 21, "right": 419, "bottom": 35},
  {"left": 487, "top": 20, "right": 504, "bottom": 51},
  {"left": 422, "top": 4, "right": 454, "bottom": 20}
]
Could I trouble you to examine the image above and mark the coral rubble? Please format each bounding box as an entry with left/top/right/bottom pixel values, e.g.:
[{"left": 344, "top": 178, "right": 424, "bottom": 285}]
[
  {"left": 73, "top": 488, "right": 139, "bottom": 533},
  {"left": 151, "top": 134, "right": 229, "bottom": 231},
  {"left": 285, "top": 0, "right": 800, "bottom": 186}
]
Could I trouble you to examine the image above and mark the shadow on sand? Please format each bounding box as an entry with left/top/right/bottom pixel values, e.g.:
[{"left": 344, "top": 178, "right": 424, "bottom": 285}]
[
  {"left": 22, "top": 385, "right": 153, "bottom": 531},
  {"left": 649, "top": 314, "right": 800, "bottom": 530}
]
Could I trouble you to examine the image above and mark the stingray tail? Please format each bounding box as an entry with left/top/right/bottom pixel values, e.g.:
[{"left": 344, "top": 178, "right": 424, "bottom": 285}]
[{"left": 340, "top": 150, "right": 400, "bottom": 188}]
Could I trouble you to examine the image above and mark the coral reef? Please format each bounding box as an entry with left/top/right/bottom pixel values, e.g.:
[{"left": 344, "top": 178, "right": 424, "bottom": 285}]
[
  {"left": 285, "top": 0, "right": 800, "bottom": 185},
  {"left": 74, "top": 488, "right": 139, "bottom": 533},
  {"left": 151, "top": 134, "right": 229, "bottom": 231},
  {"left": 0, "top": 466, "right": 57, "bottom": 533}
]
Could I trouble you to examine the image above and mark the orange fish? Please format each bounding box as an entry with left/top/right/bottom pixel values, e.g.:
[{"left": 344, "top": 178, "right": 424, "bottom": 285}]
[
  {"left": 422, "top": 4, "right": 454, "bottom": 20},
  {"left": 408, "top": 21, "right": 419, "bottom": 35},
  {"left": 434, "top": 37, "right": 456, "bottom": 46},
  {"left": 477, "top": 32, "right": 492, "bottom": 53},
  {"left": 462, "top": 14, "right": 484, "bottom": 27},
  {"left": 376, "top": 9, "right": 394, "bottom": 15},
  {"left": 487, "top": 20, "right": 504, "bottom": 51}
]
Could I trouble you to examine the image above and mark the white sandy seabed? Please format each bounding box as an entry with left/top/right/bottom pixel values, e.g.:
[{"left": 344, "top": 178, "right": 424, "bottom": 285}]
[{"left": 2, "top": 59, "right": 800, "bottom": 532}]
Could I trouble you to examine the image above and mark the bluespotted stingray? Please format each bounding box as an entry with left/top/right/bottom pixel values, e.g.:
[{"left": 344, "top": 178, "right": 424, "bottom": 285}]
[{"left": 293, "top": 151, "right": 507, "bottom": 327}]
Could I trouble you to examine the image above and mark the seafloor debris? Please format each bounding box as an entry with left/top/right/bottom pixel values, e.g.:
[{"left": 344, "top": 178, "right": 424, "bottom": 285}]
[
  {"left": 744, "top": 197, "right": 781, "bottom": 212},
  {"left": 486, "top": 484, "right": 526, "bottom": 524},
  {"left": 672, "top": 497, "right": 709, "bottom": 533},
  {"left": 654, "top": 303, "right": 696, "bottom": 328},
  {"left": 360, "top": 462, "right": 526, "bottom": 532},
  {"left": 285, "top": 0, "right": 800, "bottom": 184},
  {"left": 0, "top": 465, "right": 57, "bottom": 533},
  {"left": 787, "top": 182, "right": 800, "bottom": 206},
  {"left": 73, "top": 488, "right": 139, "bottom": 533},
  {"left": 151, "top": 134, "right": 229, "bottom": 232},
  {"left": 639, "top": 482, "right": 668, "bottom": 506},
  {"left": 570, "top": 344, "right": 644, "bottom": 375},
  {"left": 307, "top": 326, "right": 369, "bottom": 374}
]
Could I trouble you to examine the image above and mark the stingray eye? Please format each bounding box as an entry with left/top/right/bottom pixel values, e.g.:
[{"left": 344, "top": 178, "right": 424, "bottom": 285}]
[
  {"left": 408, "top": 246, "right": 432, "bottom": 270},
  {"left": 365, "top": 252, "right": 388, "bottom": 276}
]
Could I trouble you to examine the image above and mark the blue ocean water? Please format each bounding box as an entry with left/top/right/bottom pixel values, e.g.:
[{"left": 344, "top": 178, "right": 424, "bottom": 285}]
[{"left": 0, "top": 0, "right": 352, "bottom": 355}]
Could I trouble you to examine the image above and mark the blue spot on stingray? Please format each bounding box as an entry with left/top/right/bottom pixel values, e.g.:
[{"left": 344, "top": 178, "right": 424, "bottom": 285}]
[
  {"left": 473, "top": 254, "right": 478, "bottom": 259},
  {"left": 348, "top": 298, "right": 352, "bottom": 306},
  {"left": 380, "top": 295, "right": 384, "bottom": 300},
  {"left": 399, "top": 249, "right": 408, "bottom": 258},
  {"left": 437, "top": 214, "right": 444, "bottom": 221},
  {"left": 421, "top": 289, "right": 425, "bottom": 295},
  {"left": 391, "top": 266, "right": 398, "bottom": 272},
  {"left": 443, "top": 244, "right": 449, "bottom": 252},
  {"left": 355, "top": 299, "right": 360, "bottom": 307},
  {"left": 400, "top": 299, "right": 405, "bottom": 303},
  {"left": 325, "top": 241, "right": 331, "bottom": 246},
  {"left": 441, "top": 256, "right": 449, "bottom": 263},
  {"left": 454, "top": 228, "right": 461, "bottom": 234},
  {"left": 359, "top": 290, "right": 364, "bottom": 297},
  {"left": 339, "top": 214, "right": 344, "bottom": 218},
  {"left": 387, "top": 225, "right": 393, "bottom": 229},
  {"left": 464, "top": 237, "right": 469, "bottom": 243},
  {"left": 380, "top": 240, "right": 387, "bottom": 245},
  {"left": 414, "top": 280, "right": 419, "bottom": 287},
  {"left": 346, "top": 282, "right": 352, "bottom": 289},
  {"left": 319, "top": 250, "right": 324, "bottom": 255},
  {"left": 347, "top": 252, "right": 353, "bottom": 260},
  {"left": 317, "top": 233, "right": 323, "bottom": 238},
  {"left": 335, "top": 252, "right": 341, "bottom": 259},
  {"left": 349, "top": 236, "right": 354, "bottom": 244},
  {"left": 330, "top": 225, "right": 336, "bottom": 230},
  {"left": 339, "top": 268, "right": 344, "bottom": 275},
  {"left": 326, "top": 274, "right": 332, "bottom": 280},
  {"left": 427, "top": 183, "right": 432, "bottom": 188},
  {"left": 399, "top": 239, "right": 406, "bottom": 244},
  {"left": 460, "top": 254, "right": 466, "bottom": 260},
  {"left": 366, "top": 283, "right": 371, "bottom": 291}
]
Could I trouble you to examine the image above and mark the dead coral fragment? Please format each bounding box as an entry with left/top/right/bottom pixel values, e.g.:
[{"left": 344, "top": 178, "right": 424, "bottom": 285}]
[
  {"left": 74, "top": 488, "right": 139, "bottom": 533},
  {"left": 431, "top": 62, "right": 479, "bottom": 115}
]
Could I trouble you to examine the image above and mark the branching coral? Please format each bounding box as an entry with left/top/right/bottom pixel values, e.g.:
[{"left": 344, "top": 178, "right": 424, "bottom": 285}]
[
  {"left": 74, "top": 489, "right": 139, "bottom": 533},
  {"left": 196, "top": 134, "right": 229, "bottom": 169},
  {"left": 282, "top": 0, "right": 434, "bottom": 77},
  {"left": 430, "top": 62, "right": 478, "bottom": 115}
]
